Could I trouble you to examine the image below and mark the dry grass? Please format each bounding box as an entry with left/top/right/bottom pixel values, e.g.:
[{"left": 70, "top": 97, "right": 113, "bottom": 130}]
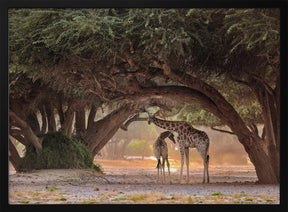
[
  {"left": 107, "top": 192, "right": 279, "bottom": 204},
  {"left": 9, "top": 188, "right": 279, "bottom": 204},
  {"left": 9, "top": 189, "right": 71, "bottom": 204}
]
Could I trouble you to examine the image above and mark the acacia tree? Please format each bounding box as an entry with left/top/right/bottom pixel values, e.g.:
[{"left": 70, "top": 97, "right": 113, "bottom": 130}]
[
  {"left": 220, "top": 9, "right": 280, "bottom": 182},
  {"left": 9, "top": 8, "right": 280, "bottom": 183}
]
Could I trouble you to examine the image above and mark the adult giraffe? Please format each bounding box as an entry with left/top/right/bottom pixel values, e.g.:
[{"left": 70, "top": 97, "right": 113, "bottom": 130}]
[{"left": 148, "top": 114, "right": 210, "bottom": 183}]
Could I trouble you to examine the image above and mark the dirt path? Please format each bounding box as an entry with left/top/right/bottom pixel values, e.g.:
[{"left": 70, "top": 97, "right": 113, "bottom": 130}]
[{"left": 9, "top": 159, "right": 280, "bottom": 204}]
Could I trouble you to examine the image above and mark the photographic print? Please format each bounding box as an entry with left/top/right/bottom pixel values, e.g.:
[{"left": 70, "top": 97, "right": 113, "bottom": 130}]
[{"left": 6, "top": 5, "right": 284, "bottom": 207}]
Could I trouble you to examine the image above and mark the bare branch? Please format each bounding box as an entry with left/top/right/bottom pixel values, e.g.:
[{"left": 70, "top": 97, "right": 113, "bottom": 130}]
[
  {"left": 120, "top": 114, "right": 148, "bottom": 131},
  {"left": 210, "top": 126, "right": 235, "bottom": 135}
]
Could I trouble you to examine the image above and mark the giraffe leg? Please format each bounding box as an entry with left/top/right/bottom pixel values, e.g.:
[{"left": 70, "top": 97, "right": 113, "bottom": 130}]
[
  {"left": 156, "top": 159, "right": 161, "bottom": 183},
  {"left": 162, "top": 158, "right": 166, "bottom": 183},
  {"left": 200, "top": 151, "right": 209, "bottom": 183},
  {"left": 204, "top": 147, "right": 210, "bottom": 183},
  {"left": 206, "top": 141, "right": 210, "bottom": 183},
  {"left": 179, "top": 147, "right": 184, "bottom": 184},
  {"left": 160, "top": 159, "right": 164, "bottom": 184},
  {"left": 203, "top": 160, "right": 207, "bottom": 184},
  {"left": 206, "top": 154, "right": 210, "bottom": 183},
  {"left": 166, "top": 158, "right": 171, "bottom": 184},
  {"left": 202, "top": 155, "right": 206, "bottom": 184},
  {"left": 184, "top": 147, "right": 189, "bottom": 184}
]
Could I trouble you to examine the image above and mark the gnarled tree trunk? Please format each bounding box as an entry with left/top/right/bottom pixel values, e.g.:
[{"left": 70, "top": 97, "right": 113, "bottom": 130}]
[
  {"left": 244, "top": 138, "right": 278, "bottom": 184},
  {"left": 247, "top": 76, "right": 280, "bottom": 182},
  {"left": 84, "top": 103, "right": 136, "bottom": 156}
]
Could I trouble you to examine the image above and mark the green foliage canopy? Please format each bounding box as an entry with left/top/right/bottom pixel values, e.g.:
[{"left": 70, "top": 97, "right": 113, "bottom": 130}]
[
  {"left": 9, "top": 8, "right": 279, "bottom": 82},
  {"left": 9, "top": 8, "right": 279, "bottom": 126}
]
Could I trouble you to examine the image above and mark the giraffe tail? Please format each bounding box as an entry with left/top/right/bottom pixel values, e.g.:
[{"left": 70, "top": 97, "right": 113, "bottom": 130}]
[
  {"left": 206, "top": 155, "right": 209, "bottom": 163},
  {"left": 156, "top": 159, "right": 161, "bottom": 169}
]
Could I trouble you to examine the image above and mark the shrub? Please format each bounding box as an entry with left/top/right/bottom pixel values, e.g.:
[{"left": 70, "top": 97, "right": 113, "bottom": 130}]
[{"left": 18, "top": 131, "right": 100, "bottom": 171}]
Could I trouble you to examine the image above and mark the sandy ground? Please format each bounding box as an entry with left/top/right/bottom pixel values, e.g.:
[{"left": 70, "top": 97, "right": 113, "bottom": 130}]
[{"left": 9, "top": 159, "right": 280, "bottom": 204}]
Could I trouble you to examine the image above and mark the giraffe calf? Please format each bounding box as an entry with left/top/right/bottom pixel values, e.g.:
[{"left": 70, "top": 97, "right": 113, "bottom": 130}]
[{"left": 153, "top": 131, "right": 175, "bottom": 184}]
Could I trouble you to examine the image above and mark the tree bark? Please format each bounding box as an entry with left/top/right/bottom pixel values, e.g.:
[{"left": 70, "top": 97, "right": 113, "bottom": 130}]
[
  {"left": 75, "top": 108, "right": 86, "bottom": 135},
  {"left": 57, "top": 95, "right": 65, "bottom": 126},
  {"left": 62, "top": 105, "right": 75, "bottom": 137},
  {"left": 44, "top": 101, "right": 56, "bottom": 132},
  {"left": 26, "top": 112, "right": 40, "bottom": 133},
  {"left": 87, "top": 105, "right": 97, "bottom": 131}
]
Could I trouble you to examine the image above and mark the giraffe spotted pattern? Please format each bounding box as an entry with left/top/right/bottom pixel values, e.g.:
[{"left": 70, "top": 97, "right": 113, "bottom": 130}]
[{"left": 148, "top": 115, "right": 210, "bottom": 184}]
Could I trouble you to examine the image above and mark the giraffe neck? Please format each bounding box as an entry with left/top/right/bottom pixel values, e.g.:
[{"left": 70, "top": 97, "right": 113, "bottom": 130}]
[{"left": 152, "top": 117, "right": 183, "bottom": 132}]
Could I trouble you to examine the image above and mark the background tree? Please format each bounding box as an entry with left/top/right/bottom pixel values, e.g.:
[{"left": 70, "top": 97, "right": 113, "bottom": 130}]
[{"left": 102, "top": 121, "right": 158, "bottom": 159}]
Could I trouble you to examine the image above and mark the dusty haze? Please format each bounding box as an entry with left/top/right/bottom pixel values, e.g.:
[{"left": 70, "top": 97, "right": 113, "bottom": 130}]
[{"left": 99, "top": 121, "right": 256, "bottom": 166}]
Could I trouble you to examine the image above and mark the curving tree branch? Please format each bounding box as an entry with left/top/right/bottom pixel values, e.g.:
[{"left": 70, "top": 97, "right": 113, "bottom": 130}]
[{"left": 9, "top": 111, "right": 43, "bottom": 153}]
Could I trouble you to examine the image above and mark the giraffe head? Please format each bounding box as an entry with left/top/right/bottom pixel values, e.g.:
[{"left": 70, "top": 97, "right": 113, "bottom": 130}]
[{"left": 160, "top": 131, "right": 176, "bottom": 144}]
